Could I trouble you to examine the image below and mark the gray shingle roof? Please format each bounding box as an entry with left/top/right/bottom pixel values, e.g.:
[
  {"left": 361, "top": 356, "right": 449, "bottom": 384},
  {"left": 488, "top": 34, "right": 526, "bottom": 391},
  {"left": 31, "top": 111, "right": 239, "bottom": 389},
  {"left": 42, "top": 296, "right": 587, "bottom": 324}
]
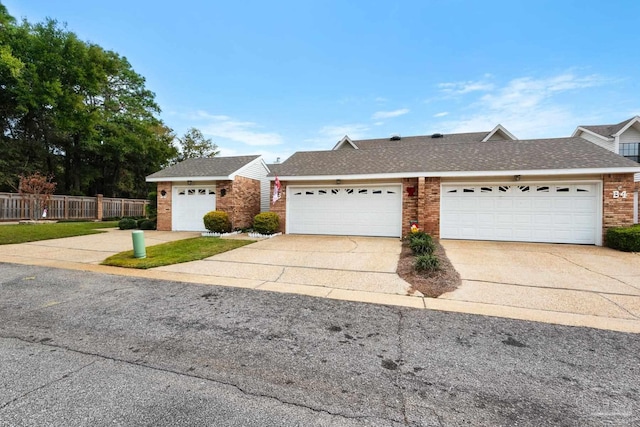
[
  {"left": 273, "top": 137, "right": 639, "bottom": 177},
  {"left": 146, "top": 155, "right": 260, "bottom": 180},
  {"left": 349, "top": 132, "right": 491, "bottom": 150},
  {"left": 579, "top": 117, "right": 635, "bottom": 138}
]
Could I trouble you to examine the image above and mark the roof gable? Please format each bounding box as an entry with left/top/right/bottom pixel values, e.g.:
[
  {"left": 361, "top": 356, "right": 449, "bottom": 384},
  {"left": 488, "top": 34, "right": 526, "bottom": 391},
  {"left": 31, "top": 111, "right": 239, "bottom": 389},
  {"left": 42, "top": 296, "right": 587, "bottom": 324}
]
[
  {"left": 332, "top": 135, "right": 358, "bottom": 150},
  {"left": 572, "top": 116, "right": 640, "bottom": 139},
  {"left": 482, "top": 124, "right": 517, "bottom": 142},
  {"left": 146, "top": 155, "right": 262, "bottom": 182}
]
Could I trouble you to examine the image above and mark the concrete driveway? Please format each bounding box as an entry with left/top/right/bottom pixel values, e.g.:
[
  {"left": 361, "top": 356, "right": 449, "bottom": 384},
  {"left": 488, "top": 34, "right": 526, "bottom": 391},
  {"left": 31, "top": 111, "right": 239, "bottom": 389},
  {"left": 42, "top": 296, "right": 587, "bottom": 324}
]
[
  {"left": 437, "top": 240, "right": 640, "bottom": 332},
  {"left": 156, "top": 234, "right": 411, "bottom": 296}
]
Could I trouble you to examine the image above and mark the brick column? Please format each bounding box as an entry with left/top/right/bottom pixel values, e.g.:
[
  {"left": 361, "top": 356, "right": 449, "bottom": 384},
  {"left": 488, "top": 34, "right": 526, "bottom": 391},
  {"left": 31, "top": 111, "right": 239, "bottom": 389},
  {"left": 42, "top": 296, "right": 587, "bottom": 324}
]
[
  {"left": 402, "top": 178, "right": 418, "bottom": 236},
  {"left": 270, "top": 180, "right": 286, "bottom": 233},
  {"left": 603, "top": 173, "right": 635, "bottom": 241},
  {"left": 417, "top": 177, "right": 441, "bottom": 239},
  {"left": 156, "top": 182, "right": 173, "bottom": 231}
]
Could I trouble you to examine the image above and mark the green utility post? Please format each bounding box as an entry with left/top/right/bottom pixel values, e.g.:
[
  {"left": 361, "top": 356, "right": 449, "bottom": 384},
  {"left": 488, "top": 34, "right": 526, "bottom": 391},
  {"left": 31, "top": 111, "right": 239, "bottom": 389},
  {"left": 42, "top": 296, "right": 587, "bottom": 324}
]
[{"left": 132, "top": 230, "right": 146, "bottom": 258}]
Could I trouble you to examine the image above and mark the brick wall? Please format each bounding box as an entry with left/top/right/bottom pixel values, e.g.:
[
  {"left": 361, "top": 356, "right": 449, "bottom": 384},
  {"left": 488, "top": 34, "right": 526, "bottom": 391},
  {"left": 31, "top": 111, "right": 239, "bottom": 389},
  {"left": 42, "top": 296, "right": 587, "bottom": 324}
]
[
  {"left": 156, "top": 181, "right": 173, "bottom": 231},
  {"left": 603, "top": 173, "right": 635, "bottom": 240},
  {"left": 419, "top": 177, "right": 441, "bottom": 238},
  {"left": 216, "top": 177, "right": 261, "bottom": 229},
  {"left": 401, "top": 178, "right": 418, "bottom": 236},
  {"left": 270, "top": 180, "right": 286, "bottom": 233}
]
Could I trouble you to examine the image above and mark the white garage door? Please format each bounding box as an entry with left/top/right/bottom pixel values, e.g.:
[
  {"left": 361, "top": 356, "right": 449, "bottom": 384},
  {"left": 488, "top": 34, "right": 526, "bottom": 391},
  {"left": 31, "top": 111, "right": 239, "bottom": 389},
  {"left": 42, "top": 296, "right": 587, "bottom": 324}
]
[
  {"left": 288, "top": 185, "right": 402, "bottom": 237},
  {"left": 172, "top": 186, "right": 216, "bottom": 231},
  {"left": 441, "top": 183, "right": 599, "bottom": 244}
]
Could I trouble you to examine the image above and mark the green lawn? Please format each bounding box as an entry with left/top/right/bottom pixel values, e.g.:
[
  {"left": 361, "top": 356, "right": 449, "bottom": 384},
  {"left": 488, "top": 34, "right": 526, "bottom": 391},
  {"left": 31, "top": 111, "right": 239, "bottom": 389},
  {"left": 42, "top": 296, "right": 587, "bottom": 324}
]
[
  {"left": 0, "top": 221, "right": 118, "bottom": 245},
  {"left": 102, "top": 237, "right": 255, "bottom": 269}
]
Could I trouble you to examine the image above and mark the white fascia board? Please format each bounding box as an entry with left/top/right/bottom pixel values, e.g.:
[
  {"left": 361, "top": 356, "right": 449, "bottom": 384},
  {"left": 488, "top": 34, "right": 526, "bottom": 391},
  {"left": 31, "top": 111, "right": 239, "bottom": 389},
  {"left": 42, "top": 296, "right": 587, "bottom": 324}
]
[
  {"left": 273, "top": 167, "right": 640, "bottom": 181},
  {"left": 229, "top": 156, "right": 268, "bottom": 179},
  {"left": 332, "top": 135, "right": 358, "bottom": 150},
  {"left": 146, "top": 176, "right": 229, "bottom": 182},
  {"left": 482, "top": 124, "right": 518, "bottom": 142},
  {"left": 612, "top": 116, "right": 640, "bottom": 137},
  {"left": 572, "top": 127, "right": 612, "bottom": 141}
]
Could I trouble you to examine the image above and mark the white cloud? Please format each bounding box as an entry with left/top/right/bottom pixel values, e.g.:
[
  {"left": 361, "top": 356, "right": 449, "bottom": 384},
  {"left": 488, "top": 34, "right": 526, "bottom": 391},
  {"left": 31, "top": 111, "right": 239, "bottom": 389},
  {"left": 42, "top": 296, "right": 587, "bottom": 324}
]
[
  {"left": 302, "top": 123, "right": 370, "bottom": 150},
  {"left": 371, "top": 108, "right": 410, "bottom": 120},
  {"left": 185, "top": 112, "right": 283, "bottom": 146},
  {"left": 433, "top": 112, "right": 449, "bottom": 117},
  {"left": 438, "top": 80, "right": 494, "bottom": 95},
  {"left": 437, "top": 73, "right": 610, "bottom": 138}
]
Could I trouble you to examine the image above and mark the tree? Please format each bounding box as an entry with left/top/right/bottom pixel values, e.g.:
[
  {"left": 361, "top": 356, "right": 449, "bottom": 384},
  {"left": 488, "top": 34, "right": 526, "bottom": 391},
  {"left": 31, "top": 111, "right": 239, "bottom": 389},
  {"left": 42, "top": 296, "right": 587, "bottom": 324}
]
[
  {"left": 18, "top": 172, "right": 56, "bottom": 220},
  {"left": 175, "top": 128, "right": 219, "bottom": 162},
  {"left": 0, "top": 6, "right": 177, "bottom": 198}
]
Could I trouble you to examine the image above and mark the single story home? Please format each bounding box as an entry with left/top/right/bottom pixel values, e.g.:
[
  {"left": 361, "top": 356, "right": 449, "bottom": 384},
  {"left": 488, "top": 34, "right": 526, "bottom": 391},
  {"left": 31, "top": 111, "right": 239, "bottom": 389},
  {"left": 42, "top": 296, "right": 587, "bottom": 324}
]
[
  {"left": 269, "top": 125, "right": 640, "bottom": 246},
  {"left": 146, "top": 155, "right": 270, "bottom": 231}
]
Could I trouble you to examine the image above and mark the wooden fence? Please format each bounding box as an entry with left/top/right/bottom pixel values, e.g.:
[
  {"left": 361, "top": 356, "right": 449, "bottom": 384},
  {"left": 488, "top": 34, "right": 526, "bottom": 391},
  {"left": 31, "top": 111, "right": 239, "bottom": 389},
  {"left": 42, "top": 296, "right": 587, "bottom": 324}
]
[{"left": 0, "top": 193, "right": 148, "bottom": 221}]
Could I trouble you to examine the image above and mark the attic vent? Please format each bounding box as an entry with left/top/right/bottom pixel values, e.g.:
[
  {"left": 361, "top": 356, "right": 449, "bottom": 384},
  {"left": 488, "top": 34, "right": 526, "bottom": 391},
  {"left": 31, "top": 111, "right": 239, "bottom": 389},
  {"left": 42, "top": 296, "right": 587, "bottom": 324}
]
[
  {"left": 390, "top": 135, "right": 401, "bottom": 141},
  {"left": 431, "top": 133, "right": 444, "bottom": 138}
]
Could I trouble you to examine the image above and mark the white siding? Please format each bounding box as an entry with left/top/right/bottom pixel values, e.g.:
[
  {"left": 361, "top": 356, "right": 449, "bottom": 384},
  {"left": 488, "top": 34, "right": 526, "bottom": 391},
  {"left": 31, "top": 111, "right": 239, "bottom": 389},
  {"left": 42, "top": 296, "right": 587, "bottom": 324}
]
[
  {"left": 236, "top": 157, "right": 271, "bottom": 212},
  {"left": 578, "top": 131, "right": 615, "bottom": 152},
  {"left": 619, "top": 126, "right": 640, "bottom": 144}
]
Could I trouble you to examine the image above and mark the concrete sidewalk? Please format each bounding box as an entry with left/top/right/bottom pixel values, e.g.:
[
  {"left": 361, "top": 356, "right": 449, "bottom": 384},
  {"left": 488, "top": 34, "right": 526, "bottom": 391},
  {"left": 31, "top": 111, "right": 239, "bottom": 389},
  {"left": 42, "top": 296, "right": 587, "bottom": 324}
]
[{"left": 0, "top": 229, "right": 639, "bottom": 333}]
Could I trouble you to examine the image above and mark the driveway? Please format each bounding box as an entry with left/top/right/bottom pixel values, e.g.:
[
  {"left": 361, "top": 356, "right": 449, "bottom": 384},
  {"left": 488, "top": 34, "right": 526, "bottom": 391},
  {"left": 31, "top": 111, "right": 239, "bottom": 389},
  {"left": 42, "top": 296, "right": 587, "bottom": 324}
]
[
  {"left": 156, "top": 234, "right": 411, "bottom": 296},
  {"left": 437, "top": 240, "right": 640, "bottom": 332}
]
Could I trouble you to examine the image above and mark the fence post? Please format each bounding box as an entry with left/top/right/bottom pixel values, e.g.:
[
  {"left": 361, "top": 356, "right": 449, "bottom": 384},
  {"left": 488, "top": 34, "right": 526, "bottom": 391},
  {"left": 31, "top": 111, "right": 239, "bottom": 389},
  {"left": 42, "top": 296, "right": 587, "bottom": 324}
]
[
  {"left": 120, "top": 199, "right": 125, "bottom": 217},
  {"left": 96, "top": 194, "right": 103, "bottom": 221},
  {"left": 64, "top": 196, "right": 69, "bottom": 219}
]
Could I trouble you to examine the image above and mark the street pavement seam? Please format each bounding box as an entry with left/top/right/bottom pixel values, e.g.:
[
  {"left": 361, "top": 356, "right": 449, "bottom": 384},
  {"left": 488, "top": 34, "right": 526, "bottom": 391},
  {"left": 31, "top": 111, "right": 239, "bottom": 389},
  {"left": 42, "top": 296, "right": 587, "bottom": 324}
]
[
  {"left": 548, "top": 251, "right": 640, "bottom": 292},
  {"left": 596, "top": 293, "right": 640, "bottom": 320}
]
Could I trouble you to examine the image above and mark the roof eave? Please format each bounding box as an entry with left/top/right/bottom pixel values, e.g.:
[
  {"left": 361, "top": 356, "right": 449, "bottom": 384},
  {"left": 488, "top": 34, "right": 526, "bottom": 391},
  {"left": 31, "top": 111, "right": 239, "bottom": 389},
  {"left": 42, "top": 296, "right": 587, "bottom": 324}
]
[
  {"left": 612, "top": 116, "right": 640, "bottom": 137},
  {"left": 572, "top": 127, "right": 612, "bottom": 141},
  {"left": 146, "top": 175, "right": 231, "bottom": 182},
  {"left": 273, "top": 167, "right": 640, "bottom": 181}
]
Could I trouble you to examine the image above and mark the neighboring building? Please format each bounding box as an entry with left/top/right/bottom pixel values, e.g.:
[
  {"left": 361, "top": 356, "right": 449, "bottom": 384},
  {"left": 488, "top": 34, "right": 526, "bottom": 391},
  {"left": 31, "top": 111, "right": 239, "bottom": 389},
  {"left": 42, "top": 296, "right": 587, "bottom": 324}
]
[
  {"left": 146, "top": 155, "right": 270, "bottom": 231},
  {"left": 573, "top": 116, "right": 640, "bottom": 221},
  {"left": 270, "top": 125, "right": 640, "bottom": 245}
]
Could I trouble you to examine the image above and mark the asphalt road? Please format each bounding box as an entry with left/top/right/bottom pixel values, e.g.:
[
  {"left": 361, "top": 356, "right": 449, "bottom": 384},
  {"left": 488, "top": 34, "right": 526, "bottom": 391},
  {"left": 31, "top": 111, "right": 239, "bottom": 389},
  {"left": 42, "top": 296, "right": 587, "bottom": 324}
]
[{"left": 0, "top": 263, "right": 638, "bottom": 427}]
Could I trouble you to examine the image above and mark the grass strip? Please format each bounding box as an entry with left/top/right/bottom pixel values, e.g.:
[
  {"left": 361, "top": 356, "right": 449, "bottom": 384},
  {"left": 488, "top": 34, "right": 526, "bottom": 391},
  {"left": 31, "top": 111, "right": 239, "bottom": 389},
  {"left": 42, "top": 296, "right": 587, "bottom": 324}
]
[
  {"left": 102, "top": 237, "right": 255, "bottom": 269},
  {"left": 0, "top": 221, "right": 118, "bottom": 245}
]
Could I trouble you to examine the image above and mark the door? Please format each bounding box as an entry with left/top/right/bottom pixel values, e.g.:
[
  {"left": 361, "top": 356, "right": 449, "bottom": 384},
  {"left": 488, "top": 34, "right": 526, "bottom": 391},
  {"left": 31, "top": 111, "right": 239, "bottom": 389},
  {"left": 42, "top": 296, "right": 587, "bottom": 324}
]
[{"left": 172, "top": 186, "right": 216, "bottom": 231}]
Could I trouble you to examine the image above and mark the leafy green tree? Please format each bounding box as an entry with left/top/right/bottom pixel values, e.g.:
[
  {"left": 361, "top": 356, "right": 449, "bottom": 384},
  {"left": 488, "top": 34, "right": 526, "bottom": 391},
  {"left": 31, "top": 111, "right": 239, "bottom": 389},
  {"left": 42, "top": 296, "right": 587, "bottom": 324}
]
[
  {"left": 175, "top": 127, "right": 219, "bottom": 162},
  {"left": 0, "top": 5, "right": 177, "bottom": 198}
]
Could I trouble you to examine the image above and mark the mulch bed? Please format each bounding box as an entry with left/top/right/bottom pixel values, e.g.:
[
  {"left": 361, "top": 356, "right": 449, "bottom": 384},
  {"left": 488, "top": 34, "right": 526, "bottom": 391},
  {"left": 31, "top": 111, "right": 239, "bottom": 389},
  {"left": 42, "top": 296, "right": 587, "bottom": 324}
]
[{"left": 396, "top": 240, "right": 461, "bottom": 298}]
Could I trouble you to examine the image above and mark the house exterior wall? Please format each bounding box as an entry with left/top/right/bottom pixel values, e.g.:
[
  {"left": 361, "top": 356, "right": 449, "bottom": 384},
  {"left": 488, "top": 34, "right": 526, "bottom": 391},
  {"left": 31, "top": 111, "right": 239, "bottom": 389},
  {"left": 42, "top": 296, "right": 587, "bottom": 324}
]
[
  {"left": 270, "top": 180, "right": 287, "bottom": 233},
  {"left": 236, "top": 159, "right": 271, "bottom": 212},
  {"left": 217, "top": 176, "right": 261, "bottom": 229},
  {"left": 402, "top": 178, "right": 418, "bottom": 236},
  {"left": 421, "top": 177, "right": 441, "bottom": 239},
  {"left": 156, "top": 181, "right": 173, "bottom": 231},
  {"left": 619, "top": 127, "right": 640, "bottom": 144},
  {"left": 602, "top": 173, "right": 635, "bottom": 241}
]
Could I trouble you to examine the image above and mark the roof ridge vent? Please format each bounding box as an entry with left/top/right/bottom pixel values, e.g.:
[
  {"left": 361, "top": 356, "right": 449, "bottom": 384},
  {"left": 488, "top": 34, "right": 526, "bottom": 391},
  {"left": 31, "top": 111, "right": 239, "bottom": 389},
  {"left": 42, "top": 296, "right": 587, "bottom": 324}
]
[
  {"left": 390, "top": 135, "right": 401, "bottom": 141},
  {"left": 431, "top": 133, "right": 444, "bottom": 138}
]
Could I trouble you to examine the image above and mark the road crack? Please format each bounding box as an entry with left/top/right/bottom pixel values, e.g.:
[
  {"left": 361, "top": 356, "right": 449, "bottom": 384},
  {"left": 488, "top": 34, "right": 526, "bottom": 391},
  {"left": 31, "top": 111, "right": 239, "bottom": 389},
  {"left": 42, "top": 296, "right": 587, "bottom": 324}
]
[
  {"left": 0, "top": 357, "right": 96, "bottom": 411},
  {"left": 0, "top": 335, "right": 401, "bottom": 424}
]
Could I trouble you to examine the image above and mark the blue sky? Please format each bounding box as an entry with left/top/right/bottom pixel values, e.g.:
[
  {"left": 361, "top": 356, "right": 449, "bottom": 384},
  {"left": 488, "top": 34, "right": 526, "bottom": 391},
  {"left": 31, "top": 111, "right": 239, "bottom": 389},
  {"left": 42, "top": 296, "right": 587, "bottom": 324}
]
[{"left": 4, "top": 0, "right": 640, "bottom": 163}]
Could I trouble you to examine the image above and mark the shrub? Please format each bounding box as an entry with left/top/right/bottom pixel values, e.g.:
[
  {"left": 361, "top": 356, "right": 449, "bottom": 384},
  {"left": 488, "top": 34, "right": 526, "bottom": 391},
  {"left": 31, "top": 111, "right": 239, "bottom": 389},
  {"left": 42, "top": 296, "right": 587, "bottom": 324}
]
[
  {"left": 414, "top": 253, "right": 440, "bottom": 272},
  {"left": 136, "top": 218, "right": 146, "bottom": 228},
  {"left": 409, "top": 231, "right": 435, "bottom": 255},
  {"left": 253, "top": 212, "right": 280, "bottom": 235},
  {"left": 606, "top": 225, "right": 640, "bottom": 252},
  {"left": 139, "top": 219, "right": 156, "bottom": 230},
  {"left": 203, "top": 210, "right": 231, "bottom": 233},
  {"left": 118, "top": 218, "right": 138, "bottom": 230}
]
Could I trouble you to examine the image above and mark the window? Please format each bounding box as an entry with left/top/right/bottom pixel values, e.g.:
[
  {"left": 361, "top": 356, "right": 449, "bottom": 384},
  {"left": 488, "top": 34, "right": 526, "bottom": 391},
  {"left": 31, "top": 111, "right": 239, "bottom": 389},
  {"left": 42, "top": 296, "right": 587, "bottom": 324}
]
[{"left": 620, "top": 142, "right": 640, "bottom": 163}]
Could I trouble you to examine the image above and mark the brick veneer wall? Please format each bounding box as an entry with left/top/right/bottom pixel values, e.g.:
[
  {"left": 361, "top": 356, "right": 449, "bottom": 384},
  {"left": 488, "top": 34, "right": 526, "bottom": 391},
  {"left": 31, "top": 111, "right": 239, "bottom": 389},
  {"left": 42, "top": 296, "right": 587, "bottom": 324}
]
[
  {"left": 419, "top": 177, "right": 441, "bottom": 238},
  {"left": 216, "top": 177, "right": 261, "bottom": 229},
  {"left": 603, "top": 173, "right": 635, "bottom": 240},
  {"left": 156, "top": 181, "right": 173, "bottom": 231},
  {"left": 401, "top": 178, "right": 418, "bottom": 236},
  {"left": 270, "top": 180, "right": 286, "bottom": 233}
]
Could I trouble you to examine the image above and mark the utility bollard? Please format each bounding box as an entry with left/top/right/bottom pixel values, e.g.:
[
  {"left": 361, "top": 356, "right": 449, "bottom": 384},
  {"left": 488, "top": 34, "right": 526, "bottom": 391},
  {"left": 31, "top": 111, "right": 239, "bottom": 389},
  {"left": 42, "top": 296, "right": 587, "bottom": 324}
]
[{"left": 132, "top": 230, "right": 146, "bottom": 259}]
